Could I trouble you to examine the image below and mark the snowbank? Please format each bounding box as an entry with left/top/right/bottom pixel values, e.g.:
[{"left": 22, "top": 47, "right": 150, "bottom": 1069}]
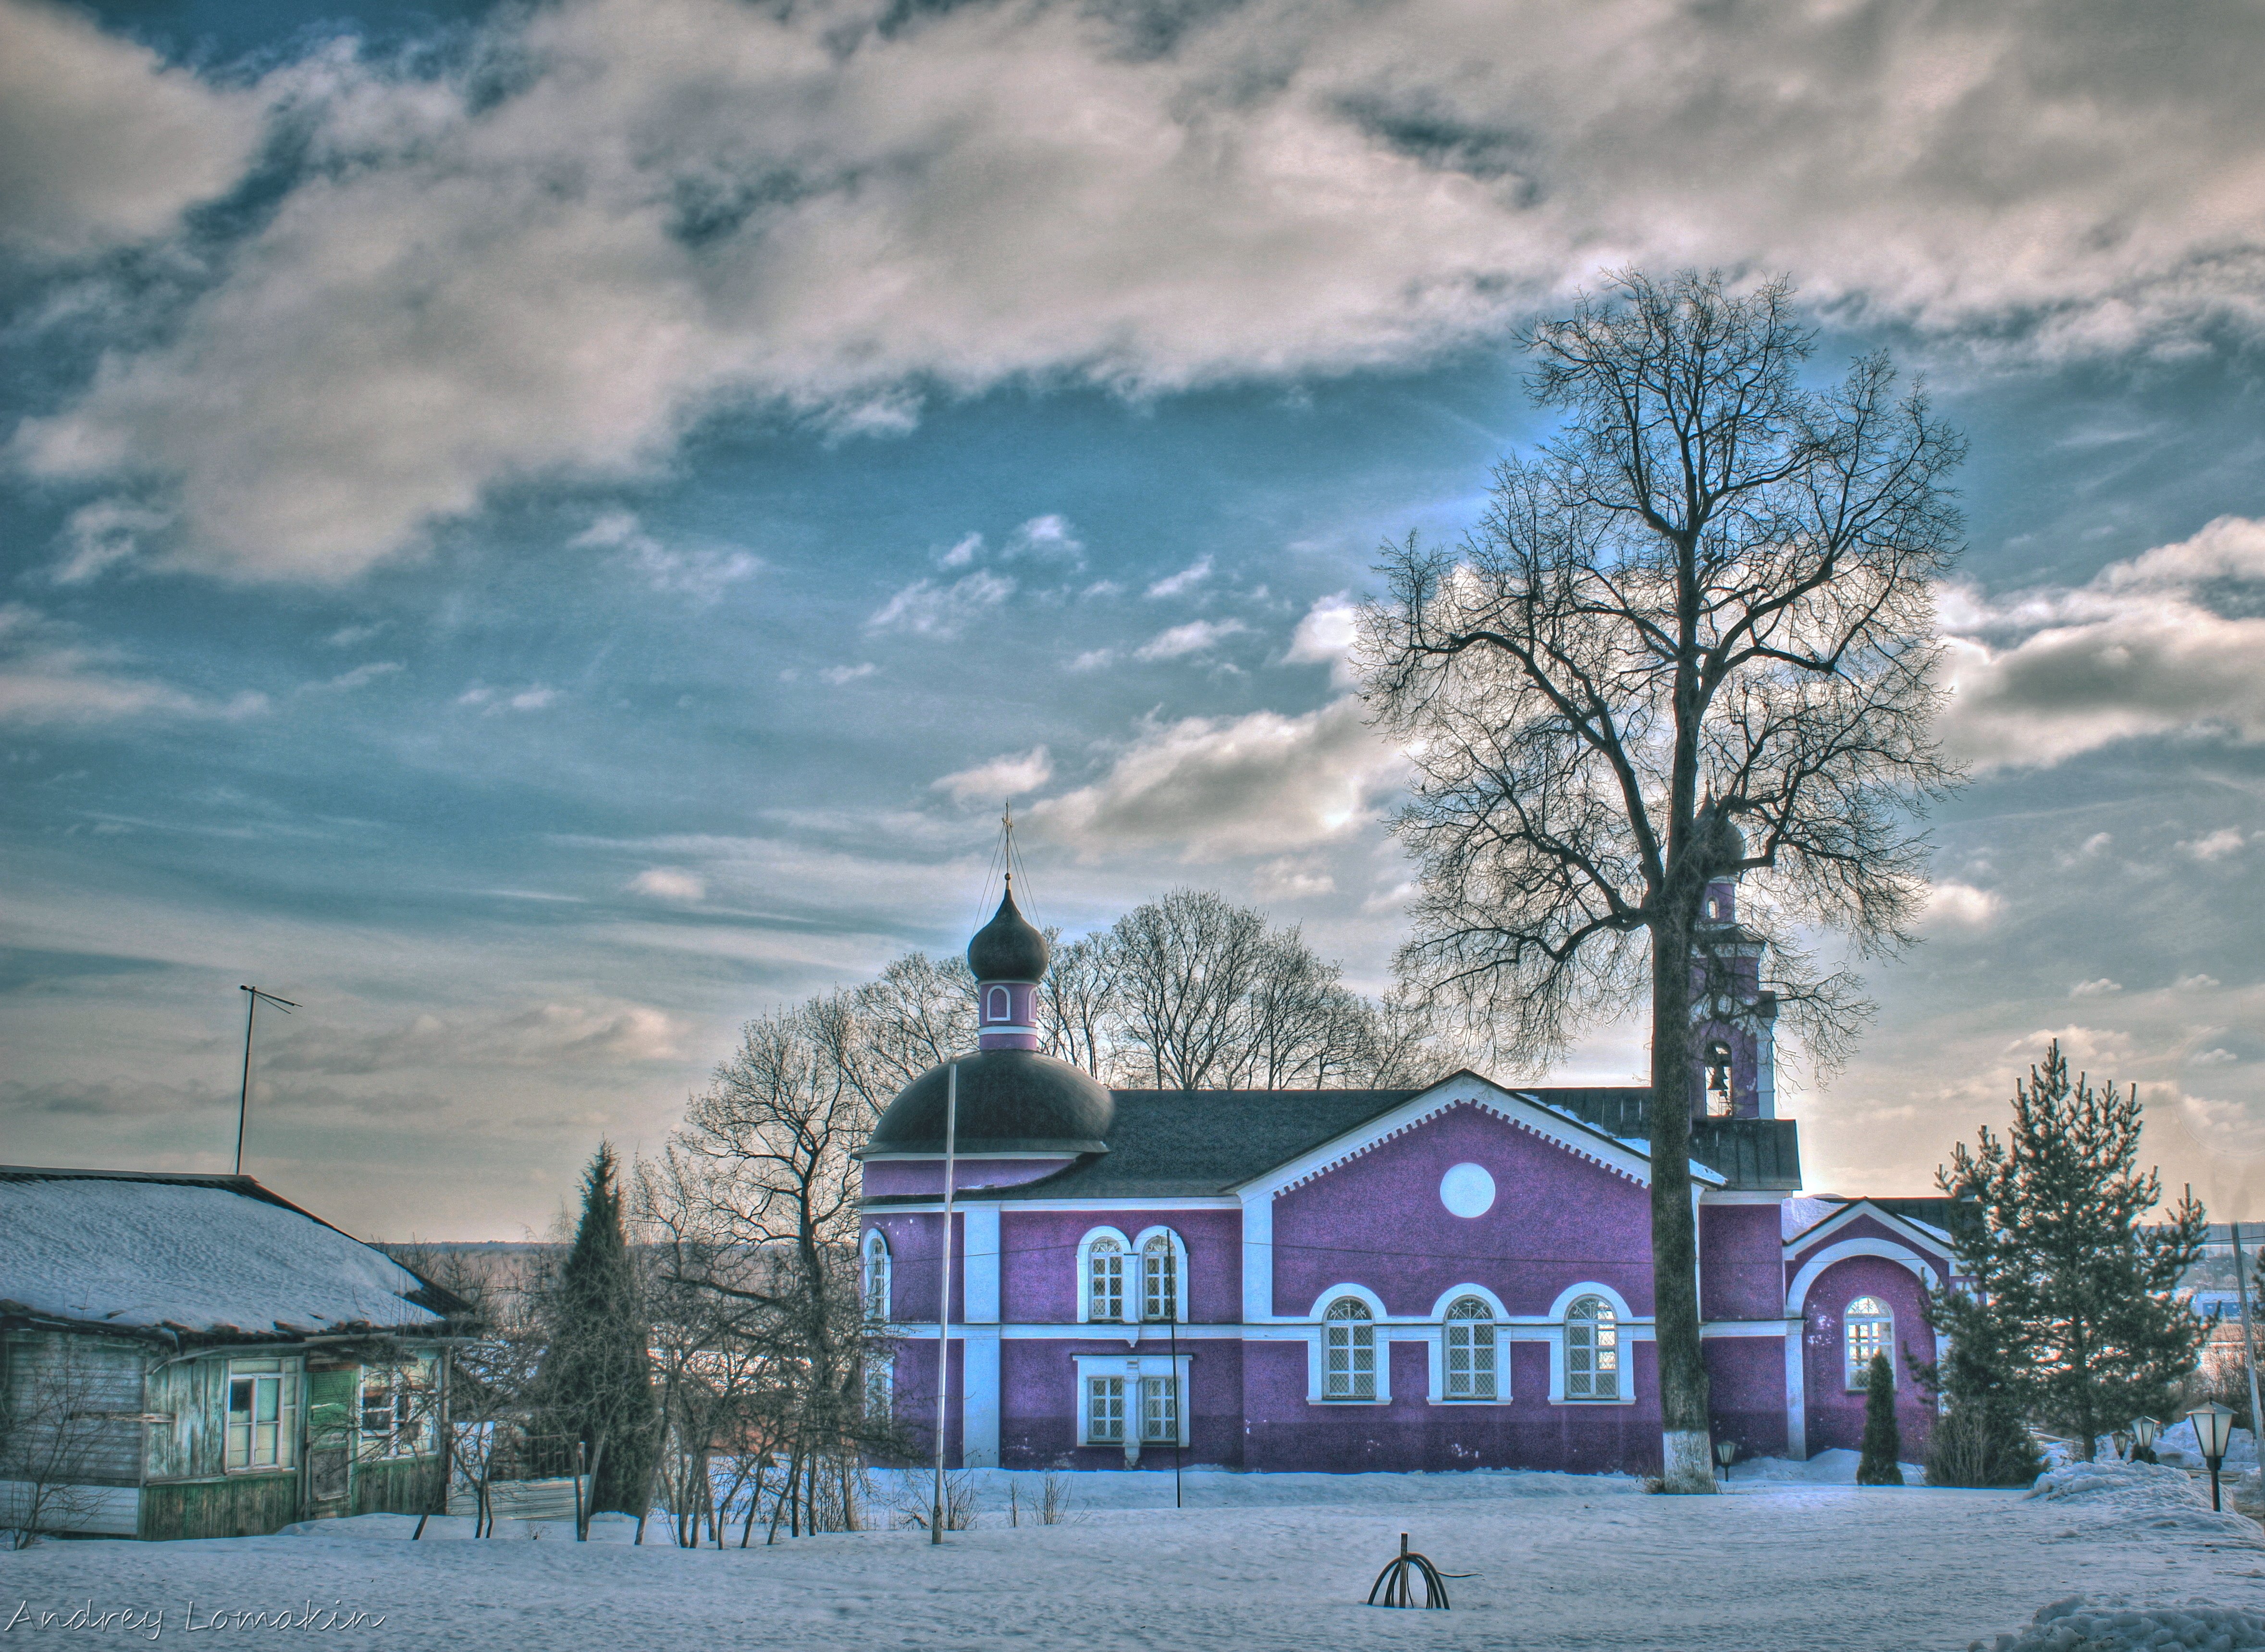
[
  {"left": 2154, "top": 1419, "right": 2261, "bottom": 1471},
  {"left": 1729, "top": 1448, "right": 1927, "bottom": 1486},
  {"left": 1972, "top": 1597, "right": 2265, "bottom": 1651},
  {"left": 2025, "top": 1460, "right": 2261, "bottom": 1543}
]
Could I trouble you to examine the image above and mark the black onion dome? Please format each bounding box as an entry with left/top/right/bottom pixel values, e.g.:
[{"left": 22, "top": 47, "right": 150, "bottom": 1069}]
[
  {"left": 862, "top": 1048, "right": 1114, "bottom": 1157},
  {"left": 1701, "top": 814, "right": 1748, "bottom": 874},
  {"left": 967, "top": 882, "right": 1049, "bottom": 982}
]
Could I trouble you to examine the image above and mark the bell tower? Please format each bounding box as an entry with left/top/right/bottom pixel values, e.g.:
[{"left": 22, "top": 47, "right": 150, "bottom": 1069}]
[{"left": 1689, "top": 872, "right": 1777, "bottom": 1121}]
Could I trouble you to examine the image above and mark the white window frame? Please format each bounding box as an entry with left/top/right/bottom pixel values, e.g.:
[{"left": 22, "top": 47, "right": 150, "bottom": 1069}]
[
  {"left": 1322, "top": 1297, "right": 1379, "bottom": 1403},
  {"left": 1442, "top": 1296, "right": 1500, "bottom": 1403},
  {"left": 863, "top": 1347, "right": 895, "bottom": 1420},
  {"left": 862, "top": 1229, "right": 892, "bottom": 1321},
  {"left": 1845, "top": 1295, "right": 1894, "bottom": 1390},
  {"left": 357, "top": 1355, "right": 437, "bottom": 1460},
  {"left": 1133, "top": 1225, "right": 1190, "bottom": 1325},
  {"left": 224, "top": 1358, "right": 300, "bottom": 1473},
  {"left": 1072, "top": 1354, "right": 1189, "bottom": 1448},
  {"left": 1562, "top": 1294, "right": 1622, "bottom": 1404},
  {"left": 1075, "top": 1226, "right": 1134, "bottom": 1323}
]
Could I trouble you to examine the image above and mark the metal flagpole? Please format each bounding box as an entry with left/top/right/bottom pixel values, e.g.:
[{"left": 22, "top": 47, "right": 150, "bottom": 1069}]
[
  {"left": 234, "top": 986, "right": 298, "bottom": 1175},
  {"left": 932, "top": 1062, "right": 958, "bottom": 1544},
  {"left": 2231, "top": 1219, "right": 2262, "bottom": 1457}
]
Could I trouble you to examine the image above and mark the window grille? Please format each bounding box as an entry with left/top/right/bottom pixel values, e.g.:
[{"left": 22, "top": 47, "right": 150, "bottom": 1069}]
[
  {"left": 1565, "top": 1296, "right": 1619, "bottom": 1400},
  {"left": 1142, "top": 1234, "right": 1179, "bottom": 1323},
  {"left": 225, "top": 1360, "right": 296, "bottom": 1471},
  {"left": 1323, "top": 1298, "right": 1376, "bottom": 1400},
  {"left": 1845, "top": 1296, "right": 1893, "bottom": 1389},
  {"left": 1444, "top": 1297, "right": 1496, "bottom": 1400},
  {"left": 1089, "top": 1239, "right": 1125, "bottom": 1322},
  {"left": 862, "top": 1232, "right": 891, "bottom": 1320},
  {"left": 358, "top": 1359, "right": 435, "bottom": 1459},
  {"left": 1139, "top": 1375, "right": 1180, "bottom": 1445},
  {"left": 1086, "top": 1377, "right": 1126, "bottom": 1445}
]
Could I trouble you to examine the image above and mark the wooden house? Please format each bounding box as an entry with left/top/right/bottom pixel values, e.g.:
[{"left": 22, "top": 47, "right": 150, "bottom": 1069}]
[{"left": 0, "top": 1167, "right": 460, "bottom": 1541}]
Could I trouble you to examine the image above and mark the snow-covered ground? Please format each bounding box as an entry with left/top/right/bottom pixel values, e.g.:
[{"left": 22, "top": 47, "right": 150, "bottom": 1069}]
[{"left": 6, "top": 1463, "right": 2263, "bottom": 1650}]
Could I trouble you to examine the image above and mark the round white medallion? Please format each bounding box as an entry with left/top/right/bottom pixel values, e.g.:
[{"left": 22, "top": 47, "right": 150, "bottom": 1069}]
[{"left": 1439, "top": 1162, "right": 1496, "bottom": 1219}]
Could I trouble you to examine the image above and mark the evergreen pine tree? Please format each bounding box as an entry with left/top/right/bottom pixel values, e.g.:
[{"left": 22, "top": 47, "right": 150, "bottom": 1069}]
[
  {"left": 1856, "top": 1352, "right": 1903, "bottom": 1485},
  {"left": 1919, "top": 1276, "right": 2044, "bottom": 1487},
  {"left": 1938, "top": 1041, "right": 2207, "bottom": 1461},
  {"left": 541, "top": 1143, "right": 658, "bottom": 1515}
]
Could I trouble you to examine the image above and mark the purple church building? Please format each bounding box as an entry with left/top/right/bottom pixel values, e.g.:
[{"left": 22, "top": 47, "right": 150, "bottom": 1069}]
[{"left": 858, "top": 878, "right": 1955, "bottom": 1476}]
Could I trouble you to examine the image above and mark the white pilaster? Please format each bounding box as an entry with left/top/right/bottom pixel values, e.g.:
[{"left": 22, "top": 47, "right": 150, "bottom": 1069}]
[
  {"left": 1239, "top": 1191, "right": 1274, "bottom": 1321},
  {"left": 961, "top": 1325, "right": 1001, "bottom": 1467},
  {"left": 1784, "top": 1315, "right": 1807, "bottom": 1461},
  {"left": 962, "top": 1206, "right": 1001, "bottom": 1324}
]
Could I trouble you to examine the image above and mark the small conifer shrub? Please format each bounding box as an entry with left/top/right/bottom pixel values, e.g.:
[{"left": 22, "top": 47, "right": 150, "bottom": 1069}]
[{"left": 1857, "top": 1353, "right": 1904, "bottom": 1486}]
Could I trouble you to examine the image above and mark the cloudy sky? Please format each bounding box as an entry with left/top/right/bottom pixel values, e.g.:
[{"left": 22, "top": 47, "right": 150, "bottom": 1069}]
[{"left": 4, "top": 0, "right": 2262, "bottom": 1241}]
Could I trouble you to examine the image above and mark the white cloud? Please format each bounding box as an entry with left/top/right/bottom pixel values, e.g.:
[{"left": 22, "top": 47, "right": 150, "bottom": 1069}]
[
  {"left": 628, "top": 867, "right": 706, "bottom": 902},
  {"left": 933, "top": 746, "right": 1054, "bottom": 804},
  {"left": 938, "top": 532, "right": 981, "bottom": 568},
  {"left": 1146, "top": 558, "right": 1213, "bottom": 600},
  {"left": 457, "top": 681, "right": 557, "bottom": 713},
  {"left": 1940, "top": 517, "right": 2265, "bottom": 769},
  {"left": 326, "top": 623, "right": 387, "bottom": 648},
  {"left": 820, "top": 662, "right": 877, "bottom": 686},
  {"left": 1005, "top": 515, "right": 1083, "bottom": 564},
  {"left": 308, "top": 660, "right": 404, "bottom": 693},
  {"left": 1029, "top": 695, "right": 1404, "bottom": 861},
  {"left": 2068, "top": 977, "right": 2122, "bottom": 998},
  {"left": 1068, "top": 649, "right": 1116, "bottom": 673},
  {"left": 2181, "top": 828, "right": 2248, "bottom": 862},
  {"left": 0, "top": 603, "right": 267, "bottom": 727},
  {"left": 867, "top": 570, "right": 1015, "bottom": 639},
  {"left": 1286, "top": 590, "right": 1360, "bottom": 686},
  {"left": 2191, "top": 1048, "right": 2240, "bottom": 1066},
  {"left": 18, "top": 0, "right": 2265, "bottom": 578},
  {"left": 2176, "top": 973, "right": 2224, "bottom": 992},
  {"left": 264, "top": 997, "right": 687, "bottom": 1073},
  {"left": 2080, "top": 832, "right": 2113, "bottom": 855},
  {"left": 52, "top": 499, "right": 171, "bottom": 584},
  {"left": 1134, "top": 619, "right": 1248, "bottom": 661},
  {"left": 2006, "top": 1025, "right": 2131, "bottom": 1068},
  {"left": 572, "top": 509, "right": 759, "bottom": 601},
  {"left": 1254, "top": 856, "right": 1337, "bottom": 899},
  {"left": 1919, "top": 879, "right": 2002, "bottom": 930},
  {"left": 0, "top": 0, "right": 264, "bottom": 260}
]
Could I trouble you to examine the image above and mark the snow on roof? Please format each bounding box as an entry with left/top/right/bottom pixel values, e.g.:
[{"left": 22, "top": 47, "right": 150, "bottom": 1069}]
[
  {"left": 1781, "top": 1195, "right": 1842, "bottom": 1241},
  {"left": 0, "top": 1171, "right": 446, "bottom": 1338}
]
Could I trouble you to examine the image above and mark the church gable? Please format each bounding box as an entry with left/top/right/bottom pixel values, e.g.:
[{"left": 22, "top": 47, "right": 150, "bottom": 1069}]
[{"left": 1267, "top": 1086, "right": 1657, "bottom": 1319}]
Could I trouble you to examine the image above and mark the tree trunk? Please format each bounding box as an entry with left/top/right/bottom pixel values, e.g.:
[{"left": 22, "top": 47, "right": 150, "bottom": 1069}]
[{"left": 1649, "top": 908, "right": 1714, "bottom": 1492}]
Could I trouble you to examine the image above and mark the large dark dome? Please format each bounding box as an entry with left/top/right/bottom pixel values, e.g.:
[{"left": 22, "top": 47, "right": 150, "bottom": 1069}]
[
  {"left": 967, "top": 883, "right": 1049, "bottom": 982},
  {"left": 862, "top": 1048, "right": 1113, "bottom": 1157}
]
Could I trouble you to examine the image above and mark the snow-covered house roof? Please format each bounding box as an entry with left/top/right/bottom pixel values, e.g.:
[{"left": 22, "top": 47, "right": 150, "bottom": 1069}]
[{"left": 0, "top": 1168, "right": 457, "bottom": 1342}]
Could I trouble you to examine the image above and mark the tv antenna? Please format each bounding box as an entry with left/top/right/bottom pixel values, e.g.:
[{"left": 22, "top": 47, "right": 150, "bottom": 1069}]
[{"left": 235, "top": 985, "right": 298, "bottom": 1175}]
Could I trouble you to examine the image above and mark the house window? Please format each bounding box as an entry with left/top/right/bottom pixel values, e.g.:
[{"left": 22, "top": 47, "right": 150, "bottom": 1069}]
[
  {"left": 862, "top": 1230, "right": 891, "bottom": 1320},
  {"left": 1086, "top": 1377, "right": 1126, "bottom": 1445},
  {"left": 864, "top": 1351, "right": 894, "bottom": 1420},
  {"left": 225, "top": 1360, "right": 296, "bottom": 1471},
  {"left": 1088, "top": 1239, "right": 1126, "bottom": 1323},
  {"left": 358, "top": 1358, "right": 435, "bottom": 1458},
  {"left": 1565, "top": 1296, "right": 1619, "bottom": 1400},
  {"left": 1444, "top": 1297, "right": 1497, "bottom": 1400},
  {"left": 1139, "top": 1375, "right": 1180, "bottom": 1445},
  {"left": 1323, "top": 1298, "right": 1377, "bottom": 1400},
  {"left": 1141, "top": 1233, "right": 1180, "bottom": 1323},
  {"left": 1846, "top": 1295, "right": 1893, "bottom": 1388}
]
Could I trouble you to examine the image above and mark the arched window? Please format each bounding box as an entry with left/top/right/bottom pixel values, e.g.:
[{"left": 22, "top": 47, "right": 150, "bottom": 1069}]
[
  {"left": 1565, "top": 1295, "right": 1619, "bottom": 1400},
  {"left": 1845, "top": 1295, "right": 1893, "bottom": 1389},
  {"left": 861, "top": 1231, "right": 890, "bottom": 1320},
  {"left": 985, "top": 984, "right": 1011, "bottom": 1023},
  {"left": 1141, "top": 1233, "right": 1181, "bottom": 1323},
  {"left": 1088, "top": 1238, "right": 1126, "bottom": 1323},
  {"left": 1323, "top": 1298, "right": 1376, "bottom": 1400},
  {"left": 1444, "top": 1297, "right": 1496, "bottom": 1400}
]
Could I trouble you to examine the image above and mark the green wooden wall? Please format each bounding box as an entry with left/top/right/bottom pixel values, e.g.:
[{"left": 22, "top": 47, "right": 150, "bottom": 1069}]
[{"left": 138, "top": 1474, "right": 301, "bottom": 1541}]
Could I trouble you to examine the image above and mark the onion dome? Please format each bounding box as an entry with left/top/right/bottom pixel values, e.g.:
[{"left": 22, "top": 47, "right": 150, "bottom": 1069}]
[
  {"left": 967, "top": 880, "right": 1049, "bottom": 982},
  {"left": 862, "top": 1047, "right": 1114, "bottom": 1158}
]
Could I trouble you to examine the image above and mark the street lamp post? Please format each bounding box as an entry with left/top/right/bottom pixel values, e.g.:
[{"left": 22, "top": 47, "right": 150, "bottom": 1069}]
[
  {"left": 2131, "top": 1415, "right": 2160, "bottom": 1464},
  {"left": 1713, "top": 1439, "right": 1736, "bottom": 1482},
  {"left": 2189, "top": 1403, "right": 2236, "bottom": 1512},
  {"left": 2111, "top": 1430, "right": 2131, "bottom": 1463}
]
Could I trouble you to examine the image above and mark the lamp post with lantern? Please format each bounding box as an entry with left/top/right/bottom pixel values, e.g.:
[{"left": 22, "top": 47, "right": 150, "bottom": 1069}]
[
  {"left": 2131, "top": 1415, "right": 2160, "bottom": 1464},
  {"left": 2189, "top": 1403, "right": 2236, "bottom": 1511}
]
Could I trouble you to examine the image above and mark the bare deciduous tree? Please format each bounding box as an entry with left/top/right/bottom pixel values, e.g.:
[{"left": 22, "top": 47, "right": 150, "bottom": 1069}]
[
  {"left": 1360, "top": 269, "right": 1964, "bottom": 1490},
  {"left": 1105, "top": 888, "right": 1272, "bottom": 1091},
  {"left": 0, "top": 1336, "right": 121, "bottom": 1546}
]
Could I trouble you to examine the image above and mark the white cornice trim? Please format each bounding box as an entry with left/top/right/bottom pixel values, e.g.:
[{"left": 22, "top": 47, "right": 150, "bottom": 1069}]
[{"left": 1784, "top": 1200, "right": 1953, "bottom": 1265}]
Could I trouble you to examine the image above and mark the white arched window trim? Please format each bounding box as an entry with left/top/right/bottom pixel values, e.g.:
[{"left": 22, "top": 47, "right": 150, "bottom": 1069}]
[
  {"left": 1432, "top": 1293, "right": 1505, "bottom": 1405},
  {"left": 861, "top": 1229, "right": 891, "bottom": 1322},
  {"left": 1131, "top": 1226, "right": 1191, "bottom": 1324},
  {"left": 1844, "top": 1295, "right": 1895, "bottom": 1390},
  {"left": 984, "top": 984, "right": 1012, "bottom": 1023},
  {"left": 1075, "top": 1227, "right": 1134, "bottom": 1324},
  {"left": 1549, "top": 1283, "right": 1637, "bottom": 1405},
  {"left": 1303, "top": 1284, "right": 1391, "bottom": 1404},
  {"left": 1785, "top": 1239, "right": 1941, "bottom": 1316}
]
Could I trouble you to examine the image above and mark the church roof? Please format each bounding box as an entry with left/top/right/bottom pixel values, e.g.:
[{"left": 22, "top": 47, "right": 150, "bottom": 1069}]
[
  {"left": 862, "top": 1047, "right": 1115, "bottom": 1157},
  {"left": 966, "top": 883, "right": 1049, "bottom": 983},
  {"left": 862, "top": 1082, "right": 1802, "bottom": 1199}
]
